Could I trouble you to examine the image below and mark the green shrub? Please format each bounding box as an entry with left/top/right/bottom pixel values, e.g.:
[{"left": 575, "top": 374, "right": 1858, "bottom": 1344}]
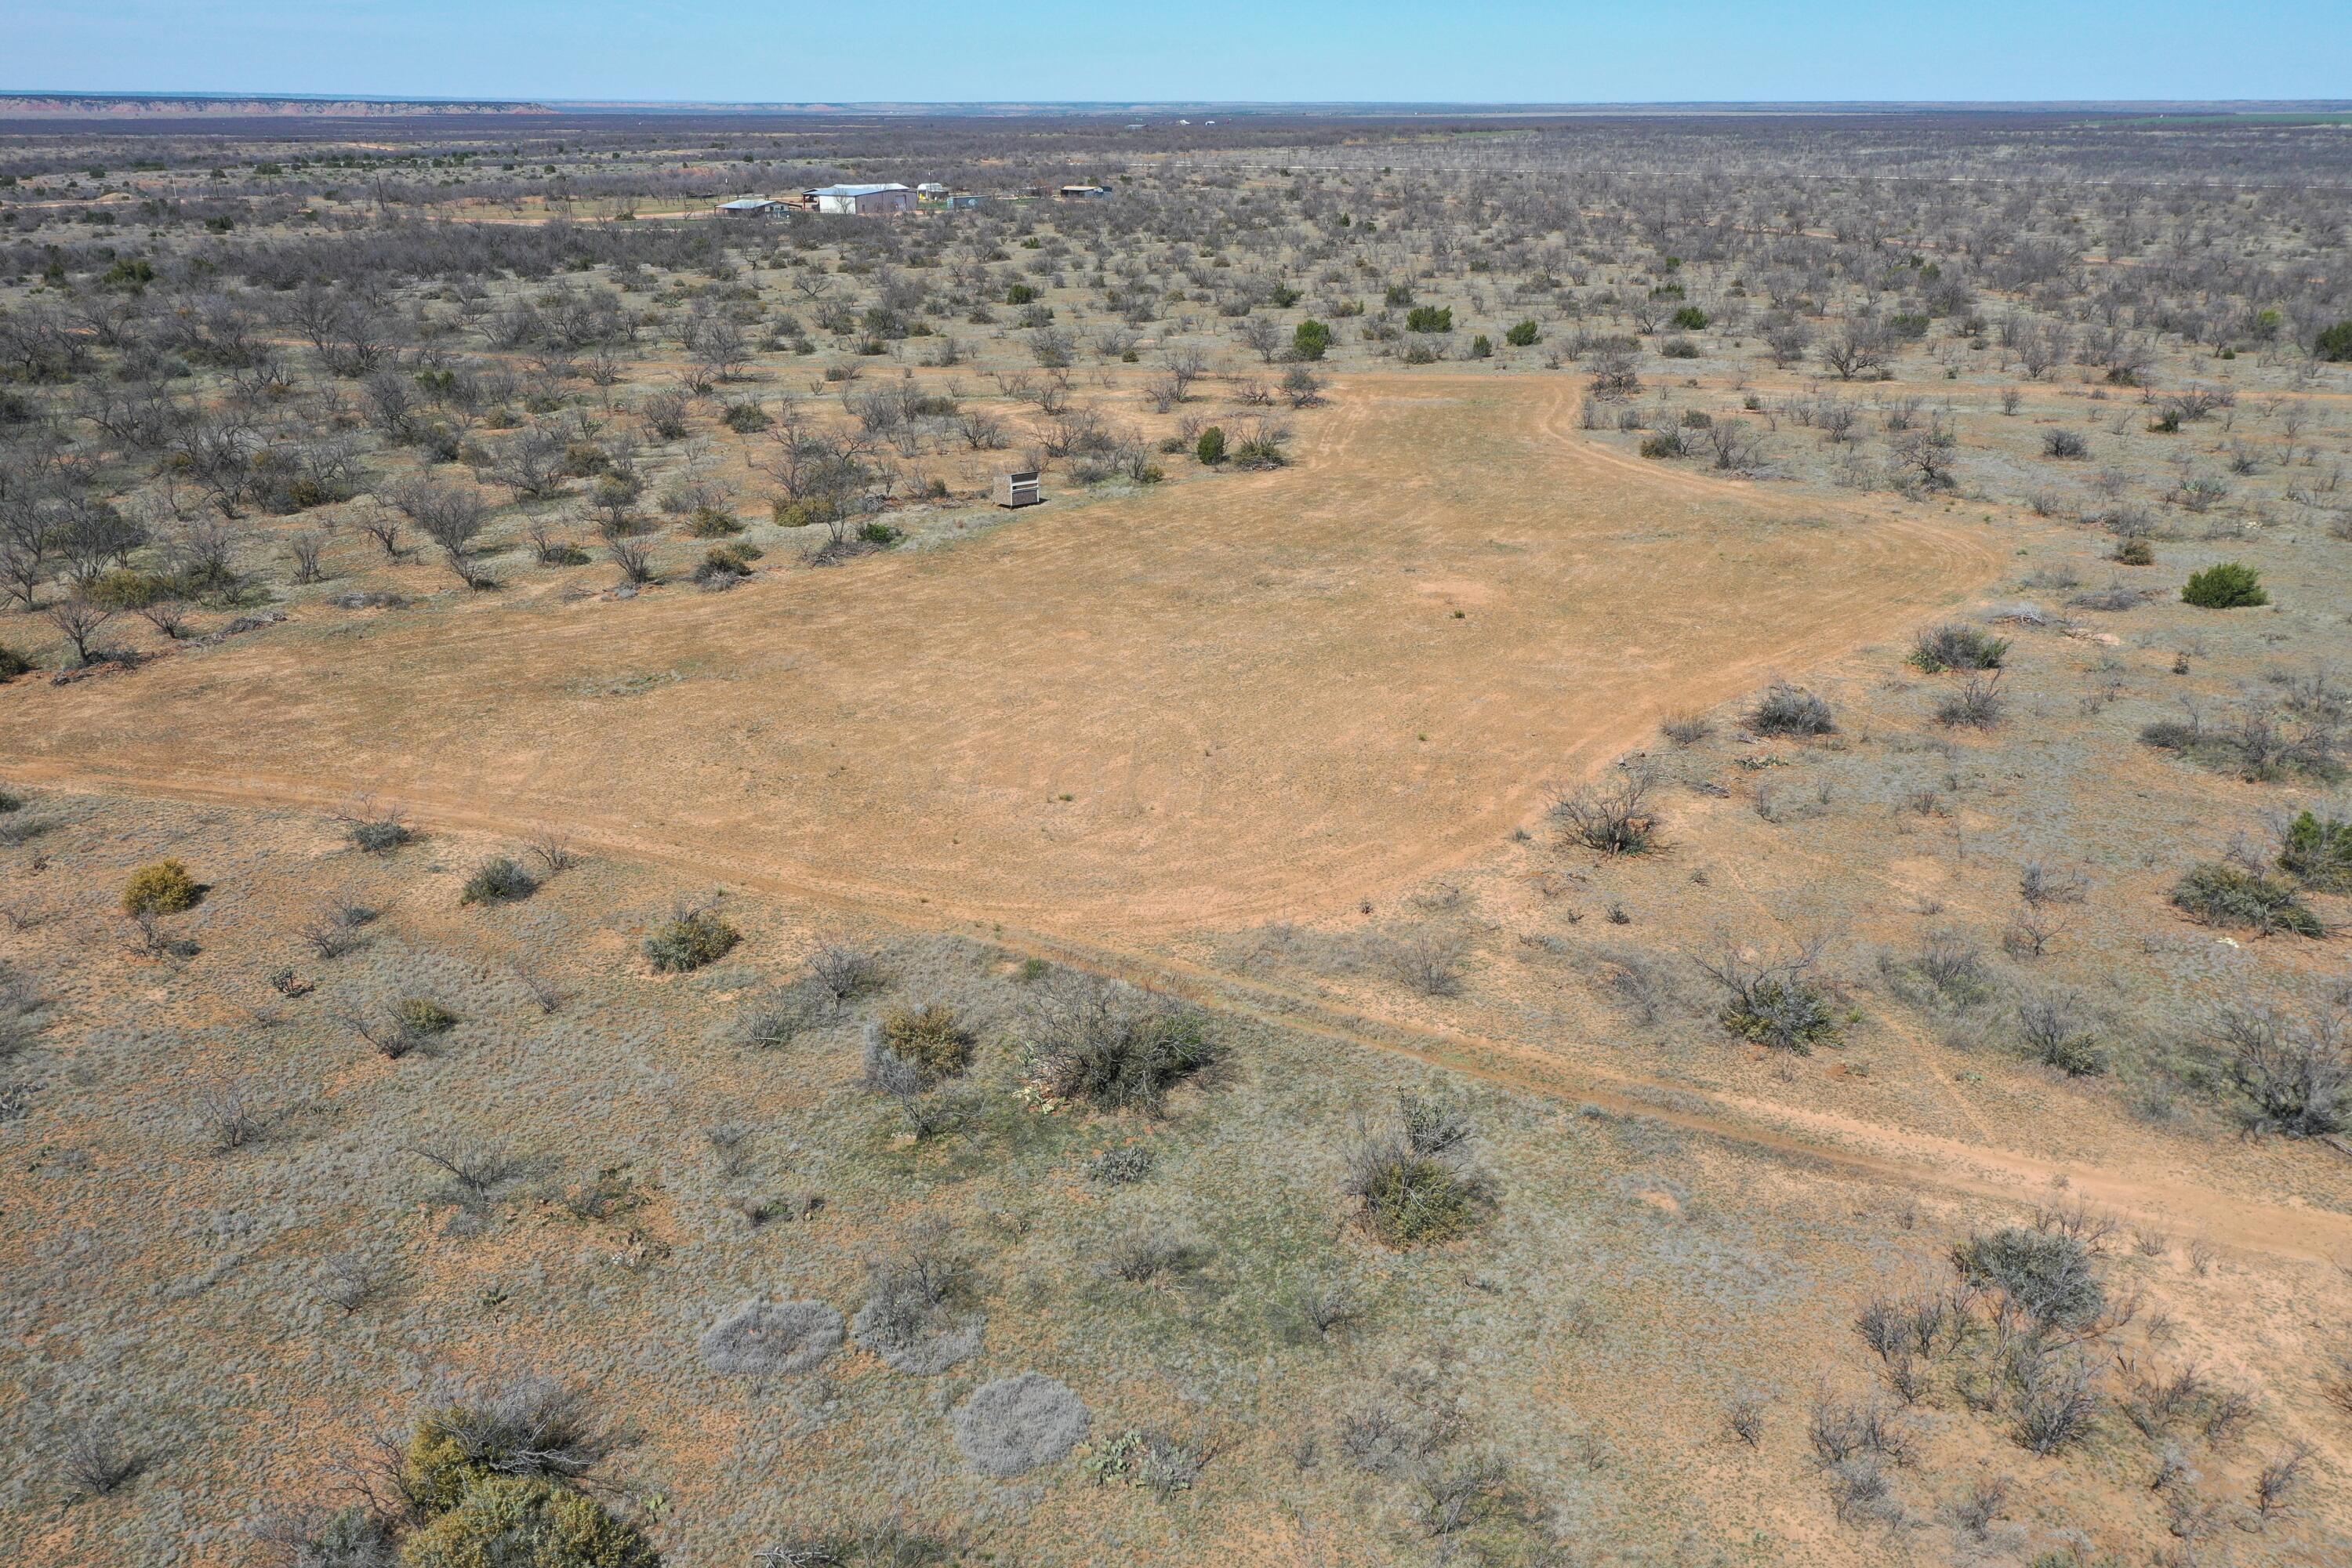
[
  {"left": 1907, "top": 623, "right": 2009, "bottom": 673},
  {"left": 686, "top": 505, "right": 742, "bottom": 537},
  {"left": 2181, "top": 562, "right": 2267, "bottom": 608},
  {"left": 82, "top": 568, "right": 174, "bottom": 610},
  {"left": 459, "top": 856, "right": 538, "bottom": 906},
  {"left": 1194, "top": 425, "right": 1226, "bottom": 464},
  {"left": 1350, "top": 1151, "right": 1486, "bottom": 1247},
  {"left": 1720, "top": 975, "right": 1839, "bottom": 1053},
  {"left": 2170, "top": 862, "right": 2324, "bottom": 937},
  {"left": 1467, "top": 334, "right": 1492, "bottom": 358},
  {"left": 1291, "top": 318, "right": 1330, "bottom": 360},
  {"left": 398, "top": 1475, "right": 656, "bottom": 1568},
  {"left": 394, "top": 997, "right": 459, "bottom": 1034},
  {"left": 1343, "top": 1094, "right": 1492, "bottom": 1247},
  {"left": 644, "top": 906, "right": 739, "bottom": 971},
  {"left": 1230, "top": 433, "right": 1287, "bottom": 468},
  {"left": 2114, "top": 536, "right": 2154, "bottom": 565},
  {"left": 1005, "top": 282, "right": 1037, "bottom": 305},
  {"left": 1669, "top": 305, "right": 1710, "bottom": 330},
  {"left": 879, "top": 1003, "right": 975, "bottom": 1078},
  {"left": 1658, "top": 336, "right": 1700, "bottom": 358},
  {"left": 1504, "top": 318, "right": 1541, "bottom": 347},
  {"left": 2279, "top": 811, "right": 2352, "bottom": 892},
  {"left": 0, "top": 644, "right": 29, "bottom": 681},
  {"left": 1404, "top": 305, "right": 1453, "bottom": 333},
  {"left": 1637, "top": 430, "right": 1686, "bottom": 459},
  {"left": 719, "top": 401, "right": 771, "bottom": 434},
  {"left": 1083, "top": 1145, "right": 1157, "bottom": 1185},
  {"left": 694, "top": 546, "right": 755, "bottom": 586},
  {"left": 2018, "top": 991, "right": 2103, "bottom": 1076},
  {"left": 2316, "top": 319, "right": 2352, "bottom": 362},
  {"left": 855, "top": 521, "right": 902, "bottom": 546},
  {"left": 122, "top": 859, "right": 200, "bottom": 915}
]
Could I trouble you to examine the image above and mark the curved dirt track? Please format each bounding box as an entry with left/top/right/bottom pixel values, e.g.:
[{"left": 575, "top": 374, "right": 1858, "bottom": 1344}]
[
  {"left": 0, "top": 372, "right": 1991, "bottom": 935},
  {"left": 13, "top": 372, "right": 2351, "bottom": 1263},
  {"left": 13, "top": 752, "right": 2352, "bottom": 1269}
]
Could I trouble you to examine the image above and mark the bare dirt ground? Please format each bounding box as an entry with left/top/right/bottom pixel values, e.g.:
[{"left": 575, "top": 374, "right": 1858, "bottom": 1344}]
[{"left": 0, "top": 373, "right": 1992, "bottom": 936}]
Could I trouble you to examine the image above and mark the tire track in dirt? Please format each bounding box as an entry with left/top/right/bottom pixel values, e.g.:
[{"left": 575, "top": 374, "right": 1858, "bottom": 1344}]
[
  {"left": 17, "top": 753, "right": 2351, "bottom": 1269},
  {"left": 0, "top": 373, "right": 1996, "bottom": 938},
  {"left": 22, "top": 374, "right": 2304, "bottom": 1261}
]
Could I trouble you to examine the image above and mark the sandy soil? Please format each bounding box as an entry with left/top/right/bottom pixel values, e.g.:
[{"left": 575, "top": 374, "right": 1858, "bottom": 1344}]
[{"left": 0, "top": 373, "right": 1992, "bottom": 936}]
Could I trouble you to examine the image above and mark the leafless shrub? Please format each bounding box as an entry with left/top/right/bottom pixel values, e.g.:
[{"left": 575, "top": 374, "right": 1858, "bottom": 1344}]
[
  {"left": 1097, "top": 1222, "right": 1209, "bottom": 1283},
  {"left": 1952, "top": 1475, "right": 2009, "bottom": 1540},
  {"left": 1661, "top": 712, "right": 1712, "bottom": 745},
  {"left": 1591, "top": 944, "right": 1683, "bottom": 1024},
  {"left": 319, "top": 1250, "right": 397, "bottom": 1314},
  {"left": 410, "top": 1138, "right": 524, "bottom": 1209},
  {"left": 1024, "top": 972, "right": 1213, "bottom": 1112},
  {"left": 59, "top": 1420, "right": 142, "bottom": 1498},
  {"left": 2001, "top": 903, "right": 2067, "bottom": 959},
  {"left": 1552, "top": 764, "right": 1661, "bottom": 854},
  {"left": 2217, "top": 1005, "right": 2350, "bottom": 1135},
  {"left": 2018, "top": 861, "right": 2089, "bottom": 906},
  {"left": 1694, "top": 937, "right": 1841, "bottom": 1054},
  {"left": 194, "top": 1081, "right": 268, "bottom": 1152},
  {"left": 1726, "top": 1392, "right": 1767, "bottom": 1447},
  {"left": 1816, "top": 1401, "right": 1910, "bottom": 1476},
  {"left": 2014, "top": 1353, "right": 2100, "bottom": 1454},
  {"left": 1935, "top": 673, "right": 2005, "bottom": 728},
  {"left": 2018, "top": 988, "right": 2103, "bottom": 1076},
  {"left": 510, "top": 829, "right": 574, "bottom": 878},
  {"left": 1384, "top": 930, "right": 1468, "bottom": 997},
  {"left": 339, "top": 797, "right": 412, "bottom": 855},
  {"left": 809, "top": 942, "right": 887, "bottom": 1005},
  {"left": 2201, "top": 1386, "right": 2256, "bottom": 1445},
  {"left": 1286, "top": 1280, "right": 1367, "bottom": 1341},
  {"left": 301, "top": 904, "right": 366, "bottom": 959},
  {"left": 405, "top": 1369, "right": 611, "bottom": 1490}
]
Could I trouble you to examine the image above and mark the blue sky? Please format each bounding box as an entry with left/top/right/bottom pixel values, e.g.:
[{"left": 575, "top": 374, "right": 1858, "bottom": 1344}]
[{"left": 7, "top": 1, "right": 2347, "bottom": 104}]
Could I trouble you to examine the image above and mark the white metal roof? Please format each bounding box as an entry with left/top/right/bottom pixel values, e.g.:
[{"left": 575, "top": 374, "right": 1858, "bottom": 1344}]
[{"left": 808, "top": 183, "right": 911, "bottom": 197}]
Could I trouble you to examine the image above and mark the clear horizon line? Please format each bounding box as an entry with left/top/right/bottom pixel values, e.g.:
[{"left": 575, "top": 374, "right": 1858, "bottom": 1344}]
[{"left": 5, "top": 89, "right": 2352, "bottom": 112}]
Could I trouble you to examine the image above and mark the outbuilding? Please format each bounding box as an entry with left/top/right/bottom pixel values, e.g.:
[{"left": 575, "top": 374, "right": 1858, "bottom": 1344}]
[
  {"left": 993, "top": 470, "right": 1043, "bottom": 508},
  {"left": 807, "top": 183, "right": 916, "bottom": 216},
  {"left": 714, "top": 197, "right": 781, "bottom": 217}
]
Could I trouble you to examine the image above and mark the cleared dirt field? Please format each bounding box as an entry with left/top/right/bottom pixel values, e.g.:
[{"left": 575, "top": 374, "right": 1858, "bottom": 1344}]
[{"left": 0, "top": 372, "right": 1993, "bottom": 936}]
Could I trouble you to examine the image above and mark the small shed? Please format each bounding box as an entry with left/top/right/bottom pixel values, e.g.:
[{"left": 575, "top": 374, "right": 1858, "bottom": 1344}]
[
  {"left": 715, "top": 197, "right": 780, "bottom": 217},
  {"left": 993, "top": 470, "right": 1043, "bottom": 509},
  {"left": 916, "top": 182, "right": 949, "bottom": 201},
  {"left": 1057, "top": 184, "right": 1110, "bottom": 200}
]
